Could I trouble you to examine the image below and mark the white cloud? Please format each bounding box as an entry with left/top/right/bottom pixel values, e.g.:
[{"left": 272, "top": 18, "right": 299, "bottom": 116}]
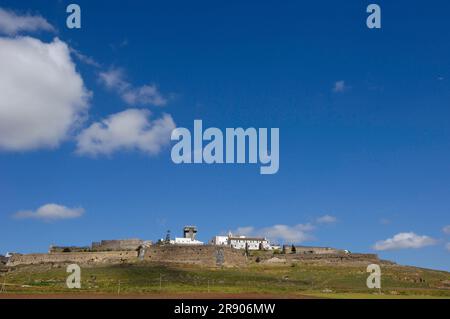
[
  {"left": 0, "top": 36, "right": 90, "bottom": 151},
  {"left": 332, "top": 80, "right": 347, "bottom": 93},
  {"left": 13, "top": 203, "right": 84, "bottom": 221},
  {"left": 234, "top": 227, "right": 256, "bottom": 236},
  {"left": 99, "top": 68, "right": 128, "bottom": 91},
  {"left": 373, "top": 232, "right": 437, "bottom": 251},
  {"left": 70, "top": 48, "right": 101, "bottom": 68},
  {"left": 0, "top": 8, "right": 55, "bottom": 35},
  {"left": 122, "top": 85, "right": 167, "bottom": 106},
  {"left": 99, "top": 68, "right": 167, "bottom": 106},
  {"left": 234, "top": 224, "right": 315, "bottom": 244},
  {"left": 76, "top": 109, "right": 175, "bottom": 156},
  {"left": 443, "top": 225, "right": 450, "bottom": 235},
  {"left": 446, "top": 243, "right": 450, "bottom": 252},
  {"left": 316, "top": 215, "right": 337, "bottom": 224}
]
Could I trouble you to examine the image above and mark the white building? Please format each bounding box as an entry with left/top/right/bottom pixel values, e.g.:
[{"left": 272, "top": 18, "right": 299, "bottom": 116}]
[
  {"left": 229, "top": 236, "right": 271, "bottom": 250},
  {"left": 210, "top": 233, "right": 278, "bottom": 250},
  {"left": 210, "top": 236, "right": 229, "bottom": 246},
  {"left": 166, "top": 225, "right": 204, "bottom": 246},
  {"left": 170, "top": 237, "right": 204, "bottom": 245}
]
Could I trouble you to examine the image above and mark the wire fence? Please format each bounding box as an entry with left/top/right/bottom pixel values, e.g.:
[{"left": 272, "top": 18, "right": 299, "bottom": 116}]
[{"left": 0, "top": 270, "right": 376, "bottom": 295}]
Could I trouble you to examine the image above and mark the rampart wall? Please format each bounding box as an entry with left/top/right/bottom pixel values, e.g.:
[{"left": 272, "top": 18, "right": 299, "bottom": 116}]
[
  {"left": 6, "top": 251, "right": 137, "bottom": 267},
  {"left": 6, "top": 246, "right": 378, "bottom": 268},
  {"left": 285, "top": 253, "right": 379, "bottom": 262},
  {"left": 144, "top": 245, "right": 247, "bottom": 267},
  {"left": 282, "top": 245, "right": 346, "bottom": 255},
  {"left": 91, "top": 239, "right": 143, "bottom": 251}
]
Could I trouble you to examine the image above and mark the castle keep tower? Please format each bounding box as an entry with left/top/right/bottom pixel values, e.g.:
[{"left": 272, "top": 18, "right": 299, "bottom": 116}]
[{"left": 183, "top": 226, "right": 198, "bottom": 240}]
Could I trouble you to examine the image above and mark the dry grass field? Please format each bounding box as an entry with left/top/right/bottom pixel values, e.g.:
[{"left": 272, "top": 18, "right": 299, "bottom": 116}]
[{"left": 1, "top": 261, "right": 449, "bottom": 299}]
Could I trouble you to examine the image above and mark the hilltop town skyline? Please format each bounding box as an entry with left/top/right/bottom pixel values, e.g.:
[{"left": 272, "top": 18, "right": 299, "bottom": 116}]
[{"left": 0, "top": 0, "right": 449, "bottom": 273}]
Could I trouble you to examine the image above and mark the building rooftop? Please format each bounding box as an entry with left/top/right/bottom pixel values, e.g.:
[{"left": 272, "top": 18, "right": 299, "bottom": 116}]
[{"left": 228, "top": 237, "right": 267, "bottom": 241}]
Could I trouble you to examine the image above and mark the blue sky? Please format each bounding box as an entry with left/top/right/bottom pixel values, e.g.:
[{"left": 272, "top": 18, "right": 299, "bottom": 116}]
[{"left": 0, "top": 0, "right": 449, "bottom": 271}]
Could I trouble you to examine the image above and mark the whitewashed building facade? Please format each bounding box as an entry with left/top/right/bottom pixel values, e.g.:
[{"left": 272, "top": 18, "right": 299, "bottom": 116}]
[
  {"left": 210, "top": 234, "right": 278, "bottom": 250},
  {"left": 228, "top": 236, "right": 271, "bottom": 250},
  {"left": 210, "top": 236, "right": 229, "bottom": 246},
  {"left": 170, "top": 237, "right": 204, "bottom": 245}
]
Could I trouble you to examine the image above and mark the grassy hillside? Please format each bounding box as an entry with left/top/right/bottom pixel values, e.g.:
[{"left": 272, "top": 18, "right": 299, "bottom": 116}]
[{"left": 1, "top": 262, "right": 449, "bottom": 298}]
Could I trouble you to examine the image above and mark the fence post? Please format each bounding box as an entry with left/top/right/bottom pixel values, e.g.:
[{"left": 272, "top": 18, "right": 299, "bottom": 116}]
[{"left": 0, "top": 276, "right": 6, "bottom": 293}]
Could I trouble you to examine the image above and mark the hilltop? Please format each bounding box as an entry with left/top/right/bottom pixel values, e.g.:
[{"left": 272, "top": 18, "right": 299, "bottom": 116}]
[{"left": 1, "top": 251, "right": 449, "bottom": 299}]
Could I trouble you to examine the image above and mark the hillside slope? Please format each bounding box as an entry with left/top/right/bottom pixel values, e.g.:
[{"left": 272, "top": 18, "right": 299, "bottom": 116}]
[{"left": 1, "top": 260, "right": 449, "bottom": 298}]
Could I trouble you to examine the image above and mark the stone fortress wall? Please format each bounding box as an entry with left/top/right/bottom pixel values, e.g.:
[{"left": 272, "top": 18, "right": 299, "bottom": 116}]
[
  {"left": 282, "top": 245, "right": 347, "bottom": 255},
  {"left": 143, "top": 245, "right": 247, "bottom": 267},
  {"left": 6, "top": 245, "right": 381, "bottom": 268},
  {"left": 0, "top": 255, "right": 8, "bottom": 268},
  {"left": 6, "top": 246, "right": 246, "bottom": 267},
  {"left": 91, "top": 239, "right": 144, "bottom": 251},
  {"left": 5, "top": 228, "right": 381, "bottom": 268},
  {"left": 283, "top": 252, "right": 380, "bottom": 263},
  {"left": 7, "top": 251, "right": 138, "bottom": 267},
  {"left": 49, "top": 239, "right": 145, "bottom": 253},
  {"left": 49, "top": 246, "right": 91, "bottom": 253}
]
